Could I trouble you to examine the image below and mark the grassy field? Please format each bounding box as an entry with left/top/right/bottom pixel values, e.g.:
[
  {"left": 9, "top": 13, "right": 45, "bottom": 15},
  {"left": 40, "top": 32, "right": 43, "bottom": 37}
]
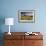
[{"left": 21, "top": 15, "right": 33, "bottom": 20}]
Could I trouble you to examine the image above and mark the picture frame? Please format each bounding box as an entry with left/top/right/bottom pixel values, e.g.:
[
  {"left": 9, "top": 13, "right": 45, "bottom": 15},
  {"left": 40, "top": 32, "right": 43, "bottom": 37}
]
[{"left": 18, "top": 10, "right": 35, "bottom": 23}]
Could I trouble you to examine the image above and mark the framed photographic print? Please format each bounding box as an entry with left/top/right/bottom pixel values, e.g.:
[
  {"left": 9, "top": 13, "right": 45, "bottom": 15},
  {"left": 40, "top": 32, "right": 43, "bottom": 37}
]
[{"left": 18, "top": 10, "right": 35, "bottom": 23}]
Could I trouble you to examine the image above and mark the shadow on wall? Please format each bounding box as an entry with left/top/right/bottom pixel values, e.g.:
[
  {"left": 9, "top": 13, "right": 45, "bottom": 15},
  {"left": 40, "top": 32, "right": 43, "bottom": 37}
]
[
  {"left": 0, "top": 16, "right": 5, "bottom": 46},
  {"left": 0, "top": 16, "right": 5, "bottom": 32}
]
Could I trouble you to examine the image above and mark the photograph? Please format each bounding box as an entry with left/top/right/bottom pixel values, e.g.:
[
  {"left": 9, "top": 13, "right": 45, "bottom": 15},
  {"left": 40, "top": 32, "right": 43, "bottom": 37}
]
[{"left": 18, "top": 10, "right": 35, "bottom": 23}]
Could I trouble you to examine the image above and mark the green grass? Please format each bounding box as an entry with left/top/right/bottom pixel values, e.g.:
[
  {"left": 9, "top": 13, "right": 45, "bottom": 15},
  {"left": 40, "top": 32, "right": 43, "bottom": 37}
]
[{"left": 21, "top": 15, "right": 33, "bottom": 20}]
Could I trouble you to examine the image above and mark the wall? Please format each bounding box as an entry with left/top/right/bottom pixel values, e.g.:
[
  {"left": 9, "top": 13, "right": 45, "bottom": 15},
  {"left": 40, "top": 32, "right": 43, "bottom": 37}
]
[{"left": 0, "top": 0, "right": 46, "bottom": 32}]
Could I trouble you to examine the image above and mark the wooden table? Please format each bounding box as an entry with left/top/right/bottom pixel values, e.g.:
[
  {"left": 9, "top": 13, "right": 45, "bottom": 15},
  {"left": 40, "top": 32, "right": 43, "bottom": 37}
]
[{"left": 4, "top": 32, "right": 43, "bottom": 46}]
